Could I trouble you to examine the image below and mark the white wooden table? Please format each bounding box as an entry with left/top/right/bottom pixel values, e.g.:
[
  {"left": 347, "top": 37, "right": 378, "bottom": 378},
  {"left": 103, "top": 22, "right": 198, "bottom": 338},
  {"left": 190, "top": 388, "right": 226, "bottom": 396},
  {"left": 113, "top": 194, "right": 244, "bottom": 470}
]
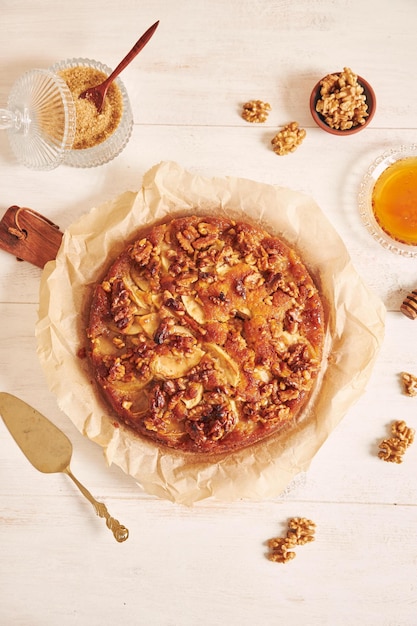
[{"left": 1, "top": 1, "right": 417, "bottom": 624}]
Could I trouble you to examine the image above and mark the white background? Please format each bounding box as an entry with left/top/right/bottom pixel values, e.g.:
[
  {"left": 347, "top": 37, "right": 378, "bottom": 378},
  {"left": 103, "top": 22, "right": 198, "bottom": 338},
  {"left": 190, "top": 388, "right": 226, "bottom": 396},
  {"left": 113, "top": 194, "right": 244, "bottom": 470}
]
[{"left": 1, "top": 1, "right": 417, "bottom": 624}]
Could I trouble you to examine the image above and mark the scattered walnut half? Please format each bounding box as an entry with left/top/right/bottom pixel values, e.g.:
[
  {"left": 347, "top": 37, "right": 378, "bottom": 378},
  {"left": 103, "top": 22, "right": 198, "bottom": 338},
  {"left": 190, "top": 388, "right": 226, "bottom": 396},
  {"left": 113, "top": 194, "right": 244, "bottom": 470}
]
[
  {"left": 378, "top": 420, "right": 415, "bottom": 464},
  {"left": 267, "top": 517, "right": 316, "bottom": 563},
  {"left": 392, "top": 420, "right": 415, "bottom": 446},
  {"left": 401, "top": 371, "right": 417, "bottom": 397},
  {"left": 271, "top": 122, "right": 306, "bottom": 155},
  {"left": 241, "top": 99, "right": 271, "bottom": 123}
]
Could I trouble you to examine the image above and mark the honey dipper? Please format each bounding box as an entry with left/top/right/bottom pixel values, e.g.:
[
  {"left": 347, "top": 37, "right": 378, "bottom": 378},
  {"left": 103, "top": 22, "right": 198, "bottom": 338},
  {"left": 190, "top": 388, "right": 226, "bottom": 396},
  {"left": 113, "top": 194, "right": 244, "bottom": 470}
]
[{"left": 400, "top": 289, "right": 417, "bottom": 319}]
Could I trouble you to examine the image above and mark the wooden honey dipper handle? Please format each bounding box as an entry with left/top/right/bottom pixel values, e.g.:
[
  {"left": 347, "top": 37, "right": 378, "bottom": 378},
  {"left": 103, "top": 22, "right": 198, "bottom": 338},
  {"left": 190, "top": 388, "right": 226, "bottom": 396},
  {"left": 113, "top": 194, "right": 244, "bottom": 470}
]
[{"left": 400, "top": 289, "right": 417, "bottom": 319}]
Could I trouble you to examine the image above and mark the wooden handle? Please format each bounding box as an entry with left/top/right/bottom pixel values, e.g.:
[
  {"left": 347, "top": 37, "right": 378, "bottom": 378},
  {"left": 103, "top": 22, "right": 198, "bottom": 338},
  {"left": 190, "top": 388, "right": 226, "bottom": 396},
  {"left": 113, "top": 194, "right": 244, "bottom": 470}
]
[
  {"left": 400, "top": 290, "right": 417, "bottom": 320},
  {"left": 0, "top": 205, "right": 63, "bottom": 268},
  {"left": 103, "top": 20, "right": 159, "bottom": 87}
]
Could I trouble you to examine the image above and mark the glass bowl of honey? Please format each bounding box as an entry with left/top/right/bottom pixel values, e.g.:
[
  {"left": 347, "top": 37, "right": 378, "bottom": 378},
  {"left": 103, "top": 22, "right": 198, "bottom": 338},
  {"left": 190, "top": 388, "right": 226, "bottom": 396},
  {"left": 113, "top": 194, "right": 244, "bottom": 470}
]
[{"left": 359, "top": 145, "right": 417, "bottom": 257}]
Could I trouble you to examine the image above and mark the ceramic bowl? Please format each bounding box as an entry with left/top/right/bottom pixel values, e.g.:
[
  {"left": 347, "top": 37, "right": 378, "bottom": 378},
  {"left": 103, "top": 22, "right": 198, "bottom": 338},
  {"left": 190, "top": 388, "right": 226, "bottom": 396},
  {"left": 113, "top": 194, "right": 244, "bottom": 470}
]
[{"left": 310, "top": 72, "right": 376, "bottom": 136}]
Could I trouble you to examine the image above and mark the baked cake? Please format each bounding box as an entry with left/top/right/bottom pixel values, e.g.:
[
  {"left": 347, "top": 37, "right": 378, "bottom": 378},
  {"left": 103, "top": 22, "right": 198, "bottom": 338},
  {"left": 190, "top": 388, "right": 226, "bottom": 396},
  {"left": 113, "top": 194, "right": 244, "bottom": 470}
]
[{"left": 87, "top": 215, "right": 325, "bottom": 454}]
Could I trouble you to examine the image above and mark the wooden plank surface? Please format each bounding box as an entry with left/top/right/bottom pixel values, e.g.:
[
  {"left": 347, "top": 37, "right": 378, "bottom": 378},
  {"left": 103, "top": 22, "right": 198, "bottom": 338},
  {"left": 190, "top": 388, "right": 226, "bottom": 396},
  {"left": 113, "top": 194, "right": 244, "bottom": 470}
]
[{"left": 1, "top": 1, "right": 417, "bottom": 625}]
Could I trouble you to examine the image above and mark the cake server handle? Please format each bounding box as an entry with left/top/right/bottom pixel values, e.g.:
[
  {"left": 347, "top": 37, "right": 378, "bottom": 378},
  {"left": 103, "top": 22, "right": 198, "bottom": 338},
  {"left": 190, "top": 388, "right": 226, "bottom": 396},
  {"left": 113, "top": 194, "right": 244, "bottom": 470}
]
[{"left": 64, "top": 467, "right": 129, "bottom": 543}]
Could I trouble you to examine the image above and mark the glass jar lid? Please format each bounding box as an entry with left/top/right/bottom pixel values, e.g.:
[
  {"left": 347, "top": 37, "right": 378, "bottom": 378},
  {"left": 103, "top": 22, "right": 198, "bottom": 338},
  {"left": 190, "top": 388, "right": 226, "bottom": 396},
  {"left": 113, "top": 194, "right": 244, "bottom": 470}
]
[{"left": 4, "top": 69, "right": 76, "bottom": 170}]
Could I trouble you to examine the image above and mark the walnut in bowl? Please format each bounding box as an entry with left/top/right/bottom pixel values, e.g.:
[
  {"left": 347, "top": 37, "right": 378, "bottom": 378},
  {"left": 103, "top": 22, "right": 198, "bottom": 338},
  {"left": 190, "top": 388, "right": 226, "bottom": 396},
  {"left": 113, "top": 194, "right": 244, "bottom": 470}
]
[{"left": 309, "top": 67, "right": 376, "bottom": 136}]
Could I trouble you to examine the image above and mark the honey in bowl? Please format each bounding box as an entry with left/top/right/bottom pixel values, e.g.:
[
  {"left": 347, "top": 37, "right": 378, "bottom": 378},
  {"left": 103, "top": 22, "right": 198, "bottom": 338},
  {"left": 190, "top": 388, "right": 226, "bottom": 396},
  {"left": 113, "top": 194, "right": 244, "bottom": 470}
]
[{"left": 372, "top": 157, "right": 417, "bottom": 245}]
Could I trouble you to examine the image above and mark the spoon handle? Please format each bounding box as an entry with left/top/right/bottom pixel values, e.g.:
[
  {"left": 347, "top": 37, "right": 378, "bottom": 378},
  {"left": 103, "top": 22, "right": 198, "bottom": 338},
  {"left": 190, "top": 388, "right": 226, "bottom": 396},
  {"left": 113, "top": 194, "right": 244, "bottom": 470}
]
[
  {"left": 64, "top": 467, "right": 129, "bottom": 543},
  {"left": 102, "top": 20, "right": 159, "bottom": 88}
]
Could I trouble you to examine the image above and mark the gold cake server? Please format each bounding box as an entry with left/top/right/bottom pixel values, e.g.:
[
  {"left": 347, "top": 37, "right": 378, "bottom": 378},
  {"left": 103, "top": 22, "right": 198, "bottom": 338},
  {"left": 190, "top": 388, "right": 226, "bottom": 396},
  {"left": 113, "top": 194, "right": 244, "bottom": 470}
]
[{"left": 0, "top": 392, "right": 128, "bottom": 542}]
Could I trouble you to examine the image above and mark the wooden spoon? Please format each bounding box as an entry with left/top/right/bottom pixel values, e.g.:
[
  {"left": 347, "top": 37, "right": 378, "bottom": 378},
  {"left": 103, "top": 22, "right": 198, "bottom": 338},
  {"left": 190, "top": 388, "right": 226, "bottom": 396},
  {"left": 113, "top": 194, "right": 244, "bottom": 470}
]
[{"left": 79, "top": 20, "right": 159, "bottom": 113}]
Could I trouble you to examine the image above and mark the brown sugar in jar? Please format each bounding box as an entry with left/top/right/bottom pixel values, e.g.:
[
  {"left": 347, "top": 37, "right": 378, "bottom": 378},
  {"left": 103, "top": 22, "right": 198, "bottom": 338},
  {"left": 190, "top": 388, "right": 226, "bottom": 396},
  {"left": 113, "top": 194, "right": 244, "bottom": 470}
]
[{"left": 58, "top": 66, "right": 123, "bottom": 150}]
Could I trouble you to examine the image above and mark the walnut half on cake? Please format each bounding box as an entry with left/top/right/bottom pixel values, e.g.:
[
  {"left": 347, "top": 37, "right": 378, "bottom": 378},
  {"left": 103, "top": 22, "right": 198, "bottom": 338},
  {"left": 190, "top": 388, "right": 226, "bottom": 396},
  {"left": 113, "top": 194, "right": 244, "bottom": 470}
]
[{"left": 86, "top": 215, "right": 325, "bottom": 454}]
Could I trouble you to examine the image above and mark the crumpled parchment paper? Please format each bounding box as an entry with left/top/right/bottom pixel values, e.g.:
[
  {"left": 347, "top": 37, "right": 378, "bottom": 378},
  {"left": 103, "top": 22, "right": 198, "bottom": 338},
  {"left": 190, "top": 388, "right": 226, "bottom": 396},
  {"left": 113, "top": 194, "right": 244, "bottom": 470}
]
[{"left": 36, "top": 161, "right": 385, "bottom": 505}]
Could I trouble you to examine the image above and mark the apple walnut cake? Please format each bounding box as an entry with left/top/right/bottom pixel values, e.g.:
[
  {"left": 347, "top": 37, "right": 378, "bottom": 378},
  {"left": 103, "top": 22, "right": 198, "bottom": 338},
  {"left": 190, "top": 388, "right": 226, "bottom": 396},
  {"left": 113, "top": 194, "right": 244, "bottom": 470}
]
[{"left": 87, "top": 215, "right": 325, "bottom": 454}]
